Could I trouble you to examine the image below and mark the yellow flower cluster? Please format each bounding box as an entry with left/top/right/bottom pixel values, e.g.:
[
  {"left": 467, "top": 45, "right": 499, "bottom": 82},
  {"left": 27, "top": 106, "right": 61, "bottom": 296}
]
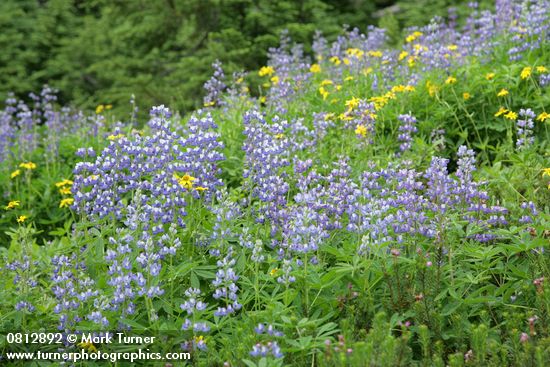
[
  {"left": 329, "top": 56, "right": 341, "bottom": 65},
  {"left": 355, "top": 124, "right": 367, "bottom": 137},
  {"left": 497, "top": 88, "right": 509, "bottom": 97},
  {"left": 175, "top": 173, "right": 195, "bottom": 189},
  {"left": 107, "top": 134, "right": 125, "bottom": 141},
  {"left": 390, "top": 85, "right": 415, "bottom": 93},
  {"left": 369, "top": 91, "right": 396, "bottom": 110},
  {"left": 345, "top": 97, "right": 360, "bottom": 111},
  {"left": 406, "top": 31, "right": 423, "bottom": 43},
  {"left": 495, "top": 107, "right": 517, "bottom": 120},
  {"left": 5, "top": 200, "right": 20, "bottom": 210},
  {"left": 543, "top": 168, "right": 550, "bottom": 189},
  {"left": 367, "top": 50, "right": 383, "bottom": 58},
  {"left": 317, "top": 78, "right": 343, "bottom": 100},
  {"left": 426, "top": 81, "right": 440, "bottom": 97},
  {"left": 56, "top": 179, "right": 74, "bottom": 196},
  {"left": 59, "top": 198, "right": 74, "bottom": 208},
  {"left": 310, "top": 64, "right": 321, "bottom": 73},
  {"left": 174, "top": 173, "right": 208, "bottom": 192},
  {"left": 95, "top": 104, "right": 112, "bottom": 114},
  {"left": 4, "top": 200, "right": 28, "bottom": 223},
  {"left": 520, "top": 66, "right": 531, "bottom": 80},
  {"left": 10, "top": 169, "right": 21, "bottom": 179},
  {"left": 445, "top": 76, "right": 457, "bottom": 85},
  {"left": 258, "top": 66, "right": 274, "bottom": 77},
  {"left": 56, "top": 179, "right": 74, "bottom": 208},
  {"left": 346, "top": 48, "right": 364, "bottom": 58},
  {"left": 78, "top": 341, "right": 98, "bottom": 353},
  {"left": 20, "top": 162, "right": 37, "bottom": 170},
  {"left": 318, "top": 86, "right": 329, "bottom": 100}
]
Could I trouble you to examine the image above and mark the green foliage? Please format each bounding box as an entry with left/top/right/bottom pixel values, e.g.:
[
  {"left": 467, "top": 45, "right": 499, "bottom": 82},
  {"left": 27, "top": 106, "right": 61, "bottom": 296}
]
[
  {"left": 0, "top": 0, "right": 487, "bottom": 116},
  {"left": 1, "top": 1, "right": 550, "bottom": 366}
]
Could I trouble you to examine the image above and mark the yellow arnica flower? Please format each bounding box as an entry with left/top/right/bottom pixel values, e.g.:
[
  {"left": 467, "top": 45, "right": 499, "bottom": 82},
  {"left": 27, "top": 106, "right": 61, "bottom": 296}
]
[
  {"left": 413, "top": 44, "right": 428, "bottom": 53},
  {"left": 309, "top": 64, "right": 321, "bottom": 73},
  {"left": 329, "top": 56, "right": 341, "bottom": 65},
  {"left": 78, "top": 342, "right": 97, "bottom": 353},
  {"left": 274, "top": 133, "right": 284, "bottom": 139},
  {"left": 5, "top": 200, "right": 20, "bottom": 210},
  {"left": 368, "top": 50, "right": 383, "bottom": 58},
  {"left": 345, "top": 97, "right": 360, "bottom": 111},
  {"left": 363, "top": 67, "right": 373, "bottom": 75},
  {"left": 495, "top": 107, "right": 508, "bottom": 117},
  {"left": 17, "top": 215, "right": 28, "bottom": 223},
  {"left": 105, "top": 104, "right": 112, "bottom": 110},
  {"left": 59, "top": 187, "right": 72, "bottom": 195},
  {"left": 59, "top": 198, "right": 74, "bottom": 208},
  {"left": 55, "top": 179, "right": 74, "bottom": 187},
  {"left": 270, "top": 76, "right": 279, "bottom": 84},
  {"left": 406, "top": 31, "right": 423, "bottom": 43},
  {"left": 324, "top": 113, "right": 335, "bottom": 121},
  {"left": 463, "top": 92, "right": 471, "bottom": 100},
  {"left": 391, "top": 85, "right": 406, "bottom": 93},
  {"left": 355, "top": 124, "right": 367, "bottom": 137},
  {"left": 339, "top": 113, "right": 353, "bottom": 121},
  {"left": 318, "top": 87, "right": 329, "bottom": 100},
  {"left": 536, "top": 66, "right": 548, "bottom": 73},
  {"left": 270, "top": 268, "right": 279, "bottom": 276},
  {"left": 344, "top": 76, "right": 354, "bottom": 82},
  {"left": 504, "top": 111, "right": 518, "bottom": 120},
  {"left": 398, "top": 51, "right": 408, "bottom": 61},
  {"left": 195, "top": 186, "right": 208, "bottom": 192},
  {"left": 384, "top": 91, "right": 396, "bottom": 100},
  {"left": 258, "top": 66, "right": 274, "bottom": 77},
  {"left": 485, "top": 73, "right": 495, "bottom": 80},
  {"left": 537, "top": 112, "right": 550, "bottom": 122},
  {"left": 426, "top": 81, "right": 439, "bottom": 97},
  {"left": 497, "top": 89, "right": 509, "bottom": 97},
  {"left": 320, "top": 79, "right": 333, "bottom": 86},
  {"left": 107, "top": 134, "right": 124, "bottom": 141},
  {"left": 11, "top": 170, "right": 21, "bottom": 179},
  {"left": 542, "top": 168, "right": 550, "bottom": 177},
  {"left": 259, "top": 96, "right": 267, "bottom": 104},
  {"left": 194, "top": 335, "right": 205, "bottom": 344},
  {"left": 369, "top": 95, "right": 389, "bottom": 110},
  {"left": 447, "top": 44, "right": 458, "bottom": 51},
  {"left": 20, "top": 162, "right": 37, "bottom": 170},
  {"left": 175, "top": 174, "right": 195, "bottom": 189},
  {"left": 95, "top": 105, "right": 104, "bottom": 114},
  {"left": 204, "top": 101, "right": 215, "bottom": 107},
  {"left": 520, "top": 66, "right": 532, "bottom": 80},
  {"left": 346, "top": 48, "right": 364, "bottom": 58},
  {"left": 445, "top": 76, "right": 457, "bottom": 85}
]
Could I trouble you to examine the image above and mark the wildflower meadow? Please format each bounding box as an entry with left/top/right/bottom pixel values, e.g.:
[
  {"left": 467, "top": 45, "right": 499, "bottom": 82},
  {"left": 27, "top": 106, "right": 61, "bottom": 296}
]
[{"left": 1, "top": 1, "right": 550, "bottom": 366}]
